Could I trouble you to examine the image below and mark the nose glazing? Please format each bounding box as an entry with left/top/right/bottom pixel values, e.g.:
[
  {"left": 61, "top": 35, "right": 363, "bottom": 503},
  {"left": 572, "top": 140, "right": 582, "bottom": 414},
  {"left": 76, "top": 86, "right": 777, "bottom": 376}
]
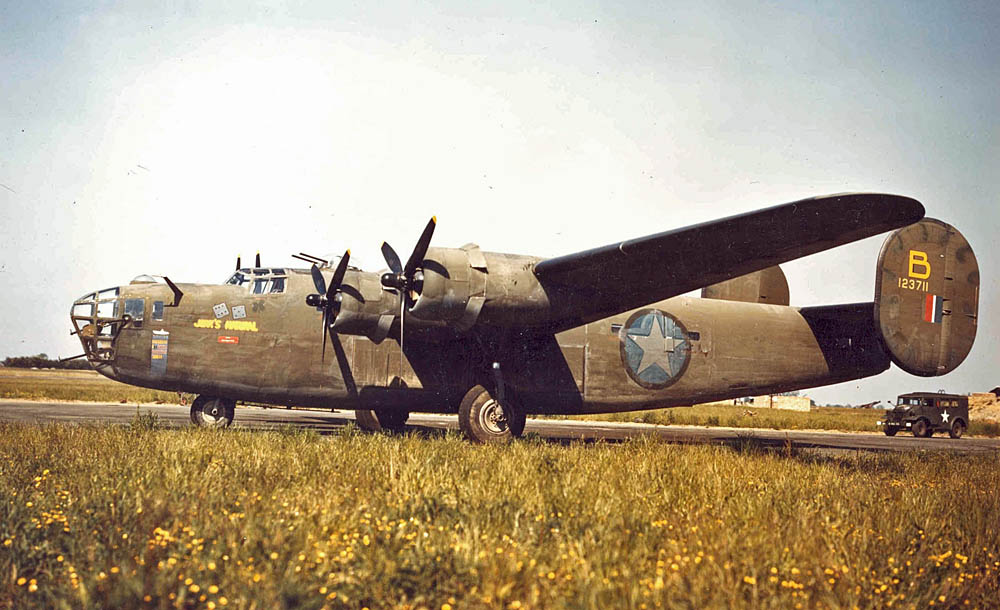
[{"left": 70, "top": 287, "right": 123, "bottom": 363}]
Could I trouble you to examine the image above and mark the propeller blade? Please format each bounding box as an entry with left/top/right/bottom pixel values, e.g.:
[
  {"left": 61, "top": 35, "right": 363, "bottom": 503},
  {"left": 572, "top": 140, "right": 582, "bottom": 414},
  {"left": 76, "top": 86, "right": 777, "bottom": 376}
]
[
  {"left": 404, "top": 216, "right": 436, "bottom": 276},
  {"left": 381, "top": 242, "right": 402, "bottom": 275},
  {"left": 255, "top": 252, "right": 261, "bottom": 267},
  {"left": 328, "top": 250, "right": 351, "bottom": 300},
  {"left": 236, "top": 255, "right": 241, "bottom": 271},
  {"left": 399, "top": 289, "right": 405, "bottom": 357},
  {"left": 321, "top": 309, "right": 328, "bottom": 362},
  {"left": 310, "top": 264, "right": 327, "bottom": 296}
]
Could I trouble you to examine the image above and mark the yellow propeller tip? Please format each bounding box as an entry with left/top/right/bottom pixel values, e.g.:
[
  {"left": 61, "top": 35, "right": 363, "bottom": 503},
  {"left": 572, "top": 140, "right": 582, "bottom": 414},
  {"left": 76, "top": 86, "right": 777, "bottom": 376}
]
[
  {"left": 346, "top": 249, "right": 351, "bottom": 256},
  {"left": 432, "top": 215, "right": 437, "bottom": 223}
]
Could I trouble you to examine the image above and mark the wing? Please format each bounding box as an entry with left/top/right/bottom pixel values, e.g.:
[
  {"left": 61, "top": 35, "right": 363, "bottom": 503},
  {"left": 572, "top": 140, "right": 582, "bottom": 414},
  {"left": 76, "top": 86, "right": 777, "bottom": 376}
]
[{"left": 533, "top": 193, "right": 924, "bottom": 331}]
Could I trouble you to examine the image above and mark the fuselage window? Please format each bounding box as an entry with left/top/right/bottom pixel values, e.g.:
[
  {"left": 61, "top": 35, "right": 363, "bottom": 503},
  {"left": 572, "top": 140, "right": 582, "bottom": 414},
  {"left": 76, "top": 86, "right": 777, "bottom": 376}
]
[
  {"left": 252, "top": 279, "right": 268, "bottom": 295},
  {"left": 270, "top": 277, "right": 285, "bottom": 293},
  {"left": 124, "top": 298, "right": 145, "bottom": 328},
  {"left": 153, "top": 301, "right": 164, "bottom": 321}
]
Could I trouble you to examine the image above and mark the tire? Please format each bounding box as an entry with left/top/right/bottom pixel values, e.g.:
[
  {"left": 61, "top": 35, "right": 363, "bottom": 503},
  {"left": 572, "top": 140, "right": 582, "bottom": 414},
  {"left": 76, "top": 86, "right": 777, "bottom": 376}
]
[
  {"left": 911, "top": 419, "right": 927, "bottom": 438},
  {"left": 883, "top": 427, "right": 897, "bottom": 437},
  {"left": 190, "top": 396, "right": 235, "bottom": 428},
  {"left": 949, "top": 420, "right": 966, "bottom": 439},
  {"left": 458, "top": 385, "right": 526, "bottom": 443},
  {"left": 354, "top": 409, "right": 409, "bottom": 433}
]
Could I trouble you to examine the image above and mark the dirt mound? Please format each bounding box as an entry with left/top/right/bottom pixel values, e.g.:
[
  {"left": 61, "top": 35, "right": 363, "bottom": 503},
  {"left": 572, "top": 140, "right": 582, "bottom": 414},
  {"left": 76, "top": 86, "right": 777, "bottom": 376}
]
[{"left": 969, "top": 393, "right": 1000, "bottom": 422}]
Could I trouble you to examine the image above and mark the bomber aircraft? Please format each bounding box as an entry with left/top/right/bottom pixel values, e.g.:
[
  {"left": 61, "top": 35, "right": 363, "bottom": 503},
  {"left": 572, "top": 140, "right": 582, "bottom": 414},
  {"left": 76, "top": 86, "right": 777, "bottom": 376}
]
[{"left": 69, "top": 193, "right": 979, "bottom": 442}]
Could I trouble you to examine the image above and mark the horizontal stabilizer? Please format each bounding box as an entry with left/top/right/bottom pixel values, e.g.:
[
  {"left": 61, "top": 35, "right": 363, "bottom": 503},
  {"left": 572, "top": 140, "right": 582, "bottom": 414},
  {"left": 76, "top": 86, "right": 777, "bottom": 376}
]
[{"left": 874, "top": 218, "right": 978, "bottom": 376}]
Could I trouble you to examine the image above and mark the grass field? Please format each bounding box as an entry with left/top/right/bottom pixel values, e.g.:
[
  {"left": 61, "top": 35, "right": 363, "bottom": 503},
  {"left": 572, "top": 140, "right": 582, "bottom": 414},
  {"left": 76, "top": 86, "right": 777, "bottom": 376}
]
[
  {"left": 0, "top": 368, "right": 182, "bottom": 404},
  {"left": 570, "top": 404, "right": 1000, "bottom": 437},
  {"left": 4, "top": 368, "right": 998, "bottom": 437},
  {"left": 1, "top": 422, "right": 998, "bottom": 609}
]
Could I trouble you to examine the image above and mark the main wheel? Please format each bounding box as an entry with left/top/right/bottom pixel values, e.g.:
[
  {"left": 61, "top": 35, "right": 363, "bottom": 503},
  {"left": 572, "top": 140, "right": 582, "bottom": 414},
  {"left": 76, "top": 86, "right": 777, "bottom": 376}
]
[
  {"left": 911, "top": 419, "right": 927, "bottom": 438},
  {"left": 883, "top": 427, "right": 898, "bottom": 437},
  {"left": 458, "top": 385, "right": 526, "bottom": 443},
  {"left": 354, "top": 409, "right": 409, "bottom": 433},
  {"left": 949, "top": 420, "right": 966, "bottom": 439},
  {"left": 190, "top": 396, "right": 235, "bottom": 428}
]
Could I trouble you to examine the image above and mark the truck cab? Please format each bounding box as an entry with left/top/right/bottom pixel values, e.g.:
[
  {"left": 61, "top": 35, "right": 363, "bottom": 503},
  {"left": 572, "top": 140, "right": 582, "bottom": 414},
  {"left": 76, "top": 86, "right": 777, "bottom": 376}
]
[{"left": 878, "top": 392, "right": 969, "bottom": 438}]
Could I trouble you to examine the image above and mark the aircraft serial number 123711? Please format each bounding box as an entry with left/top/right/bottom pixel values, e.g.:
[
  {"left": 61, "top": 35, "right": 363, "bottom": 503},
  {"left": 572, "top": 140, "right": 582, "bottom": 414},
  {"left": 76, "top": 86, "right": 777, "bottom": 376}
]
[{"left": 70, "top": 193, "right": 979, "bottom": 443}]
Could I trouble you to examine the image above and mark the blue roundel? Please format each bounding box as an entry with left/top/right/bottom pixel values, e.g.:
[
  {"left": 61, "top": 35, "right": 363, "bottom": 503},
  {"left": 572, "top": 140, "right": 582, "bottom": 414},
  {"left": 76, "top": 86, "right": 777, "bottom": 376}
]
[{"left": 620, "top": 309, "right": 691, "bottom": 389}]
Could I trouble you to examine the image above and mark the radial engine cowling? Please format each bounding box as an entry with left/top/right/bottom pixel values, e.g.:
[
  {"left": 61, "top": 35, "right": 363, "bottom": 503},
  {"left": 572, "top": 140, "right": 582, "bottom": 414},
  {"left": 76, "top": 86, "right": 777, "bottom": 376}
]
[
  {"left": 408, "top": 244, "right": 488, "bottom": 331},
  {"left": 331, "top": 272, "right": 397, "bottom": 343}
]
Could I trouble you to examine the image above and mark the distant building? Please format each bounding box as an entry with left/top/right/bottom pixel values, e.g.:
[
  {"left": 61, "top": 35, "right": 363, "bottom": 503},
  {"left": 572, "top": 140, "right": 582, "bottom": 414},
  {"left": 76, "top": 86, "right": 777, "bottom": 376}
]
[{"left": 726, "top": 394, "right": 812, "bottom": 412}]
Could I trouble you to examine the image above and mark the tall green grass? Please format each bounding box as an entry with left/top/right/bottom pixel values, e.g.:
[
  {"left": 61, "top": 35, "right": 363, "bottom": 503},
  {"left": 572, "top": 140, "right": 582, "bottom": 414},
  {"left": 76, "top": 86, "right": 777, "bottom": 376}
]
[{"left": 2, "top": 424, "right": 998, "bottom": 608}]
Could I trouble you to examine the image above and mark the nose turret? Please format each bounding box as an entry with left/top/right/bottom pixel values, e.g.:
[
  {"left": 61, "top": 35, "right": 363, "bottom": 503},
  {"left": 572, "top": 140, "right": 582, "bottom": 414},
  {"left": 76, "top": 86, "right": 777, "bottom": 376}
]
[{"left": 70, "top": 287, "right": 125, "bottom": 364}]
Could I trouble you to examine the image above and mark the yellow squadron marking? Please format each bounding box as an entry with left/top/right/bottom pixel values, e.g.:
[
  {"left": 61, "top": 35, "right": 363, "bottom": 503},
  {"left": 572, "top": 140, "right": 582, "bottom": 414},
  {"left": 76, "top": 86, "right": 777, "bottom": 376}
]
[
  {"left": 193, "top": 319, "right": 221, "bottom": 329},
  {"left": 908, "top": 250, "right": 931, "bottom": 279}
]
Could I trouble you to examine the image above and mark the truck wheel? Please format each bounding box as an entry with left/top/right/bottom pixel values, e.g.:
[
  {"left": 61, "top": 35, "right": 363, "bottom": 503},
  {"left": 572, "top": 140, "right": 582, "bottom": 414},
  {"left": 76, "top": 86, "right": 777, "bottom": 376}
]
[
  {"left": 458, "top": 384, "right": 526, "bottom": 443},
  {"left": 911, "top": 419, "right": 927, "bottom": 438},
  {"left": 190, "top": 396, "right": 235, "bottom": 428},
  {"left": 949, "top": 420, "right": 966, "bottom": 439},
  {"left": 883, "top": 427, "right": 897, "bottom": 437}
]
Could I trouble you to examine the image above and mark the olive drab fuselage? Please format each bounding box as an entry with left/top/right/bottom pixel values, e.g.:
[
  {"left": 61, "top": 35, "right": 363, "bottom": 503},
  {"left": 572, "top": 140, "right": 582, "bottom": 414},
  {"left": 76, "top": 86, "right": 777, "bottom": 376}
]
[{"left": 71, "top": 264, "right": 886, "bottom": 416}]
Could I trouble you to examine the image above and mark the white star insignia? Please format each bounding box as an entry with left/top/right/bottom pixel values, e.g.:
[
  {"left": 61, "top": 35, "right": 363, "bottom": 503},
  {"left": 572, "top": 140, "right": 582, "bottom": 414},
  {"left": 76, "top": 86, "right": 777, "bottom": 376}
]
[
  {"left": 627, "top": 313, "right": 684, "bottom": 378},
  {"left": 941, "top": 410, "right": 950, "bottom": 423}
]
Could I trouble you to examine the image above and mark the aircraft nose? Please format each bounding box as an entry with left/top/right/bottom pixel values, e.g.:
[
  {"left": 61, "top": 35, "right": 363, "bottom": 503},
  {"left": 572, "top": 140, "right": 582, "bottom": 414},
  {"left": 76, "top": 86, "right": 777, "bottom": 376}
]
[{"left": 70, "top": 287, "right": 122, "bottom": 363}]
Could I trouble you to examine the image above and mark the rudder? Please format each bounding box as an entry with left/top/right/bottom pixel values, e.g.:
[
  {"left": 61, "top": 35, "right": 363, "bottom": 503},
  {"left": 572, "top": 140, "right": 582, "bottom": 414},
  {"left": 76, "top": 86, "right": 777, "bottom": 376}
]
[{"left": 874, "top": 218, "right": 979, "bottom": 376}]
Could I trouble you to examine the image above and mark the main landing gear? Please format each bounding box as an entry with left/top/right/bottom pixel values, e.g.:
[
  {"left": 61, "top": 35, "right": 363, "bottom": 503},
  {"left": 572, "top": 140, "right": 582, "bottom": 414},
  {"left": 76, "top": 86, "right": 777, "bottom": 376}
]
[
  {"left": 354, "top": 409, "right": 409, "bottom": 433},
  {"left": 190, "top": 396, "right": 235, "bottom": 428}
]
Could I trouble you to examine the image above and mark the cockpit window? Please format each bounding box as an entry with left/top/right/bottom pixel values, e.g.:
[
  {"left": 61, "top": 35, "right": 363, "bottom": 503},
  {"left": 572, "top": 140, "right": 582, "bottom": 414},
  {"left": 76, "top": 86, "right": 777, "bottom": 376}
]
[
  {"left": 229, "top": 268, "right": 288, "bottom": 295},
  {"left": 124, "top": 298, "right": 144, "bottom": 328},
  {"left": 226, "top": 272, "right": 250, "bottom": 286}
]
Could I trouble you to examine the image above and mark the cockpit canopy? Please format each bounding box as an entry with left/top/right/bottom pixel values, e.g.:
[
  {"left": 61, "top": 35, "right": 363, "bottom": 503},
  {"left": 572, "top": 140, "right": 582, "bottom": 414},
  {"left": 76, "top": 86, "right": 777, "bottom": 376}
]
[{"left": 225, "top": 268, "right": 287, "bottom": 295}]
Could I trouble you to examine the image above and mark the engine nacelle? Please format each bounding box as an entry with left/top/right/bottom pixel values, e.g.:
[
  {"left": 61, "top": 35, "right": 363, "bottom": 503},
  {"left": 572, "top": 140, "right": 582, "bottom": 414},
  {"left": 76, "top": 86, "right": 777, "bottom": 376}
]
[
  {"left": 331, "top": 271, "right": 397, "bottom": 343},
  {"left": 408, "top": 245, "right": 489, "bottom": 330}
]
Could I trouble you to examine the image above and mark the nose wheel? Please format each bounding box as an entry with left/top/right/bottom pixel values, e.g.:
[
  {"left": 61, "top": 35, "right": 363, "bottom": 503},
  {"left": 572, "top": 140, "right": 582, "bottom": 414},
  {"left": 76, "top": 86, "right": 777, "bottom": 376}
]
[
  {"left": 458, "top": 384, "right": 526, "bottom": 443},
  {"left": 190, "top": 396, "right": 235, "bottom": 428}
]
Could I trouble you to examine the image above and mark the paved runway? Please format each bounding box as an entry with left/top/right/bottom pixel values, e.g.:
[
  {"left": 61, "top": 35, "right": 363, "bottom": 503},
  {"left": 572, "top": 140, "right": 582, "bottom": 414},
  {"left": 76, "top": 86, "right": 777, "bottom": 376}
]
[{"left": 1, "top": 399, "right": 998, "bottom": 454}]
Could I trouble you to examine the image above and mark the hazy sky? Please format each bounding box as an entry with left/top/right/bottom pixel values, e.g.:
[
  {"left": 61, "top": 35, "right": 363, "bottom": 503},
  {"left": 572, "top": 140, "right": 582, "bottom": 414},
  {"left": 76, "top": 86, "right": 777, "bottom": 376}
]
[{"left": 1, "top": 0, "right": 997, "bottom": 405}]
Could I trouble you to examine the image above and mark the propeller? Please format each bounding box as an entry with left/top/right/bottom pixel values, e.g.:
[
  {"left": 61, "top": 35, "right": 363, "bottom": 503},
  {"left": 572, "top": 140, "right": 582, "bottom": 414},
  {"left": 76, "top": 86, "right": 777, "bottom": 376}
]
[
  {"left": 235, "top": 255, "right": 241, "bottom": 271},
  {"left": 305, "top": 250, "right": 351, "bottom": 361},
  {"left": 255, "top": 252, "right": 261, "bottom": 268},
  {"left": 379, "top": 216, "right": 436, "bottom": 353}
]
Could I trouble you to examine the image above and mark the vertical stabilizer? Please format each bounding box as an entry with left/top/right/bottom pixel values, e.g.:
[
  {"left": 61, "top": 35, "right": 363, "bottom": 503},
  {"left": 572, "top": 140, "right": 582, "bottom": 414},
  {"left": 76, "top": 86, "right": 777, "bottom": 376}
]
[{"left": 874, "top": 218, "right": 978, "bottom": 376}]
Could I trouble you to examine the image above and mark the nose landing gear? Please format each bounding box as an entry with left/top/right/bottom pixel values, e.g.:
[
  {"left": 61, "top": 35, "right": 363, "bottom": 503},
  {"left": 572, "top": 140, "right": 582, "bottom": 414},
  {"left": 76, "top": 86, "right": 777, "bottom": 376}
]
[
  {"left": 190, "top": 396, "right": 235, "bottom": 428},
  {"left": 458, "top": 384, "right": 526, "bottom": 443}
]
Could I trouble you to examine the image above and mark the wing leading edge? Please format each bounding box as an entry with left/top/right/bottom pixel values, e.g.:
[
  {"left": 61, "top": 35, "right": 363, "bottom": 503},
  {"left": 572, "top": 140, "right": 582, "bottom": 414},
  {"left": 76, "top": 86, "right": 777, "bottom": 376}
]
[{"left": 532, "top": 193, "right": 924, "bottom": 331}]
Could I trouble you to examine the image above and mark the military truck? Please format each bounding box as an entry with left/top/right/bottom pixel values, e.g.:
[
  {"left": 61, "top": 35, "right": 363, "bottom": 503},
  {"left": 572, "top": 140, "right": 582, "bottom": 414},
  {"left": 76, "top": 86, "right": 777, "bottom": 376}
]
[{"left": 878, "top": 392, "right": 969, "bottom": 438}]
